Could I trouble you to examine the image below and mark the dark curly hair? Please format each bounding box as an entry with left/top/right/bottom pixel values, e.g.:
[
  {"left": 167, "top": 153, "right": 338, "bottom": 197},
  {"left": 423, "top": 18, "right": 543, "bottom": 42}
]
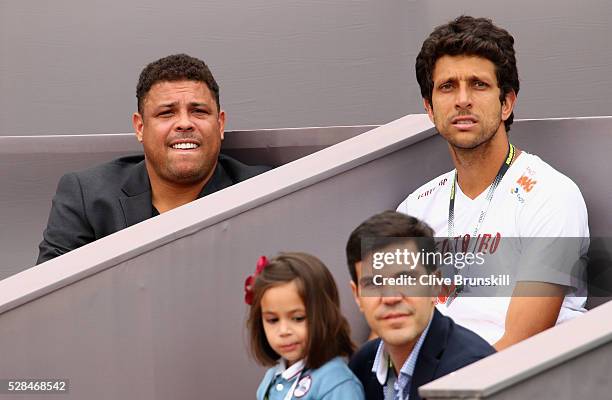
[
  {"left": 136, "top": 53, "right": 220, "bottom": 115},
  {"left": 416, "top": 16, "right": 520, "bottom": 132}
]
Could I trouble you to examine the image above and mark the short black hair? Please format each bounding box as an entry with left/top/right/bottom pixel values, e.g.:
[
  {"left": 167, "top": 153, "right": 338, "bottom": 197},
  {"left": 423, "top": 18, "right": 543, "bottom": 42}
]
[
  {"left": 416, "top": 16, "right": 520, "bottom": 132},
  {"left": 136, "top": 53, "right": 220, "bottom": 115},
  {"left": 345, "top": 211, "right": 437, "bottom": 285}
]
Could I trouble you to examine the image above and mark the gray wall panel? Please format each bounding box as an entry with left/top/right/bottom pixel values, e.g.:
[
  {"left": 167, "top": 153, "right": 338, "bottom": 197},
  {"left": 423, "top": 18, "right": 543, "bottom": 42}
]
[
  {"left": 1, "top": 116, "right": 611, "bottom": 399},
  {"left": 0, "top": 115, "right": 435, "bottom": 399},
  {"left": 419, "top": 300, "right": 612, "bottom": 399},
  {"left": 422, "top": 0, "right": 612, "bottom": 122},
  {"left": 0, "top": 126, "right": 372, "bottom": 278},
  {"left": 1, "top": 1, "right": 610, "bottom": 136},
  {"left": 489, "top": 341, "right": 612, "bottom": 400}
]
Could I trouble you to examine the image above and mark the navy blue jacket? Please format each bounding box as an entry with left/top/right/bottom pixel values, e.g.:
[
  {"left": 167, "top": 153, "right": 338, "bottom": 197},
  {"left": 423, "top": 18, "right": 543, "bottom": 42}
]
[{"left": 349, "top": 309, "right": 495, "bottom": 400}]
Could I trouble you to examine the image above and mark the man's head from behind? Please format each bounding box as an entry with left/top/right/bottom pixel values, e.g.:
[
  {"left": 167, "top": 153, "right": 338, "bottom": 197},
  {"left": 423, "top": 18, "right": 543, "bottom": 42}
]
[
  {"left": 346, "top": 211, "right": 438, "bottom": 348},
  {"left": 416, "top": 16, "right": 519, "bottom": 135},
  {"left": 132, "top": 54, "right": 225, "bottom": 187}
]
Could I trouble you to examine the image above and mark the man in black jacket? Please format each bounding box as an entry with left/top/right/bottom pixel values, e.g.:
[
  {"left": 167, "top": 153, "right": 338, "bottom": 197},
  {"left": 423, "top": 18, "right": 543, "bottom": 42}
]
[
  {"left": 345, "top": 211, "right": 494, "bottom": 400},
  {"left": 37, "top": 54, "right": 269, "bottom": 264}
]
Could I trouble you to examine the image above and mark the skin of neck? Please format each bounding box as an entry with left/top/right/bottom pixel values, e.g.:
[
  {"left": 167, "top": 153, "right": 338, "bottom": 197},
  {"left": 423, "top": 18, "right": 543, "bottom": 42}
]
[
  {"left": 386, "top": 340, "right": 418, "bottom": 375},
  {"left": 285, "top": 357, "right": 302, "bottom": 368},
  {"left": 383, "top": 307, "right": 433, "bottom": 375},
  {"left": 449, "top": 123, "right": 516, "bottom": 199},
  {"left": 147, "top": 162, "right": 216, "bottom": 213}
]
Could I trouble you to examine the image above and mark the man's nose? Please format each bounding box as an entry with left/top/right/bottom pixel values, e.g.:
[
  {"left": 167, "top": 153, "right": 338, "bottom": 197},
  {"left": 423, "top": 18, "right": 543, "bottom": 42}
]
[
  {"left": 455, "top": 84, "right": 472, "bottom": 110},
  {"left": 175, "top": 110, "right": 194, "bottom": 131},
  {"left": 381, "top": 291, "right": 403, "bottom": 305}
]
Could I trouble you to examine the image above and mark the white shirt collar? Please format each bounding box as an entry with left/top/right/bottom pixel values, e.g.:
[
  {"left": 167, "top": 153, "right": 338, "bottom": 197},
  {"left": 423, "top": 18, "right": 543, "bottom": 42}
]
[
  {"left": 275, "top": 359, "right": 305, "bottom": 381},
  {"left": 371, "top": 314, "right": 433, "bottom": 385},
  {"left": 372, "top": 343, "right": 391, "bottom": 385}
]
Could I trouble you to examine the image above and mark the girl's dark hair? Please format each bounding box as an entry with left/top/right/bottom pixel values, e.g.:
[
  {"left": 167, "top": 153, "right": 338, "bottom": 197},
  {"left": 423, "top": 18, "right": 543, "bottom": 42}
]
[
  {"left": 247, "top": 252, "right": 355, "bottom": 369},
  {"left": 416, "top": 15, "right": 520, "bottom": 132}
]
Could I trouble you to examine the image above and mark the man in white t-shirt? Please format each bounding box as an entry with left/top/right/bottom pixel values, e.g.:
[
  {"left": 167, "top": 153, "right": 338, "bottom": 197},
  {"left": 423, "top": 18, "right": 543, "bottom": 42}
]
[{"left": 397, "top": 16, "right": 589, "bottom": 350}]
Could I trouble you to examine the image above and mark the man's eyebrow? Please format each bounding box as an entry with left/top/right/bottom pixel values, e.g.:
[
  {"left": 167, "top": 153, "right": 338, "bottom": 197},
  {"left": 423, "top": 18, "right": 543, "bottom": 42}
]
[
  {"left": 392, "top": 270, "right": 418, "bottom": 278},
  {"left": 435, "top": 74, "right": 493, "bottom": 84},
  {"left": 468, "top": 74, "right": 493, "bottom": 82},
  {"left": 156, "top": 102, "right": 177, "bottom": 109},
  {"left": 190, "top": 102, "right": 210, "bottom": 107},
  {"left": 434, "top": 75, "right": 457, "bottom": 84},
  {"left": 360, "top": 276, "right": 374, "bottom": 285}
]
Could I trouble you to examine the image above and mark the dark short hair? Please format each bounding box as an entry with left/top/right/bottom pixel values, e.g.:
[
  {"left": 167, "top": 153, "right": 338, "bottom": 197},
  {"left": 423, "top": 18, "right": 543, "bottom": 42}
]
[
  {"left": 247, "top": 252, "right": 355, "bottom": 369},
  {"left": 345, "top": 211, "right": 437, "bottom": 285},
  {"left": 136, "top": 53, "right": 220, "bottom": 115},
  {"left": 416, "top": 15, "right": 520, "bottom": 132}
]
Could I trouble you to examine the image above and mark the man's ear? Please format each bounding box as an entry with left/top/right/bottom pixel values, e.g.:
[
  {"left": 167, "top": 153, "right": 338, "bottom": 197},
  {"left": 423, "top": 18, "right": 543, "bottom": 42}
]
[
  {"left": 423, "top": 98, "right": 434, "bottom": 123},
  {"left": 133, "top": 112, "right": 144, "bottom": 143},
  {"left": 218, "top": 109, "right": 226, "bottom": 140},
  {"left": 501, "top": 90, "right": 517, "bottom": 122},
  {"left": 350, "top": 280, "right": 363, "bottom": 312}
]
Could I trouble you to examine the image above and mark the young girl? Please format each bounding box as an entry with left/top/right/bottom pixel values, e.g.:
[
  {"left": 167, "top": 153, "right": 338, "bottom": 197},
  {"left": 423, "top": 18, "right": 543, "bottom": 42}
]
[{"left": 245, "top": 252, "right": 365, "bottom": 400}]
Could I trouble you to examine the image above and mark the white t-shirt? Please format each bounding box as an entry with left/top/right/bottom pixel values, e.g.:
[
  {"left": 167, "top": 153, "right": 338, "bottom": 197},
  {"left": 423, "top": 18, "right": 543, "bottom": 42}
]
[{"left": 397, "top": 151, "right": 589, "bottom": 344}]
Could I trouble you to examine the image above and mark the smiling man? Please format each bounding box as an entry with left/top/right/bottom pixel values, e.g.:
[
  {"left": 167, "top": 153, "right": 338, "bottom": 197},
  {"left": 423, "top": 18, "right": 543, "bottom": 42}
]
[
  {"left": 37, "top": 54, "right": 270, "bottom": 264},
  {"left": 397, "top": 16, "right": 589, "bottom": 350},
  {"left": 346, "top": 211, "right": 494, "bottom": 400}
]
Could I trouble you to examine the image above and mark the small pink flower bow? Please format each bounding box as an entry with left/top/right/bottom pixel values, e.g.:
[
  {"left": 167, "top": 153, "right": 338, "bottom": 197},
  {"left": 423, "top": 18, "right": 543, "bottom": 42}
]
[{"left": 244, "top": 256, "right": 269, "bottom": 305}]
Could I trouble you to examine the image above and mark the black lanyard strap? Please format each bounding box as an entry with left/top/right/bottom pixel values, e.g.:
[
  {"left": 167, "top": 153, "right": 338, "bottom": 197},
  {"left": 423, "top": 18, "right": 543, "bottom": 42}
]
[{"left": 448, "top": 143, "right": 515, "bottom": 238}]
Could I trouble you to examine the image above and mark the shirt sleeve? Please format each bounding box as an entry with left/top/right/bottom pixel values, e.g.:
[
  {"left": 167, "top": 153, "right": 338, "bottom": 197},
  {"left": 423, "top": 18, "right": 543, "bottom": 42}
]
[
  {"left": 36, "top": 173, "right": 95, "bottom": 264},
  {"left": 515, "top": 175, "right": 589, "bottom": 291},
  {"left": 397, "top": 190, "right": 424, "bottom": 220},
  {"left": 396, "top": 193, "right": 414, "bottom": 215},
  {"left": 255, "top": 368, "right": 275, "bottom": 400},
  {"left": 320, "top": 378, "right": 365, "bottom": 400}
]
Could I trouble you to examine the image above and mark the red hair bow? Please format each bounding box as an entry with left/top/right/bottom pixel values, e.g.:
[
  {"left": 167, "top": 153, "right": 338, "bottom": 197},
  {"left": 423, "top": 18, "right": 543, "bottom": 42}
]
[{"left": 244, "top": 256, "right": 269, "bottom": 305}]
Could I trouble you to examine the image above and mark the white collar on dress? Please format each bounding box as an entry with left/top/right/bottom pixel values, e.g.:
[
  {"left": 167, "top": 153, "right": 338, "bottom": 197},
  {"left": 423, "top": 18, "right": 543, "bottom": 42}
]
[{"left": 274, "top": 358, "right": 306, "bottom": 381}]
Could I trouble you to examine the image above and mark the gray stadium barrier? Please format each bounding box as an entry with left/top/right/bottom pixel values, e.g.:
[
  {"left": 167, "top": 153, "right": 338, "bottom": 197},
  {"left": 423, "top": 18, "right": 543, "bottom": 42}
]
[
  {"left": 0, "top": 125, "right": 375, "bottom": 279},
  {"left": 0, "top": 115, "right": 610, "bottom": 399},
  {"left": 419, "top": 300, "right": 612, "bottom": 399}
]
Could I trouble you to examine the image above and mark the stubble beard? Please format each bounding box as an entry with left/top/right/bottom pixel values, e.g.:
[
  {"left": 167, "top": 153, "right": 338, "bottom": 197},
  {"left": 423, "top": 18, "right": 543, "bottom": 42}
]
[
  {"left": 146, "top": 151, "right": 217, "bottom": 187},
  {"left": 433, "top": 107, "right": 504, "bottom": 161},
  {"left": 164, "top": 158, "right": 215, "bottom": 186}
]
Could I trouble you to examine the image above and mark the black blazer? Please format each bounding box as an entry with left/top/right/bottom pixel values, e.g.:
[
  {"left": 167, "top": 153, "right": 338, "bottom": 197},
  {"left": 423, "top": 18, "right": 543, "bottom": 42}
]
[
  {"left": 37, "top": 154, "right": 270, "bottom": 264},
  {"left": 349, "top": 309, "right": 495, "bottom": 400}
]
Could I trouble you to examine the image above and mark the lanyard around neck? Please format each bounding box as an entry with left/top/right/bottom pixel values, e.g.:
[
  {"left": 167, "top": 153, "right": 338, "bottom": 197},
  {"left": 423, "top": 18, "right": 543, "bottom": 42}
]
[{"left": 448, "top": 143, "right": 515, "bottom": 238}]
